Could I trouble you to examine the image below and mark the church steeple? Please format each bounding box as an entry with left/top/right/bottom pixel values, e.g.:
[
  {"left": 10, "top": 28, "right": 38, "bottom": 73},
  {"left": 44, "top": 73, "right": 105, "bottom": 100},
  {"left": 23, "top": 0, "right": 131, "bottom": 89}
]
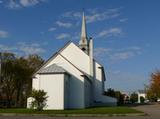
[
  {"left": 79, "top": 12, "right": 89, "bottom": 54},
  {"left": 81, "top": 12, "right": 87, "bottom": 40}
]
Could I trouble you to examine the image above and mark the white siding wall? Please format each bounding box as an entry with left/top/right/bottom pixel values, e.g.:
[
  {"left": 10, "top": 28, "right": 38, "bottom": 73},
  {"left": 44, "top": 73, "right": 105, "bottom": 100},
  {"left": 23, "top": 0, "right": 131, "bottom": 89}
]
[
  {"left": 94, "top": 62, "right": 103, "bottom": 101},
  {"left": 37, "top": 74, "right": 65, "bottom": 110},
  {"left": 94, "top": 62, "right": 117, "bottom": 105},
  {"left": 32, "top": 77, "right": 39, "bottom": 90},
  {"left": 64, "top": 74, "right": 69, "bottom": 109},
  {"left": 33, "top": 74, "right": 43, "bottom": 90},
  {"left": 67, "top": 76, "right": 85, "bottom": 109},
  {"left": 44, "top": 54, "right": 85, "bottom": 109},
  {"left": 84, "top": 79, "right": 92, "bottom": 107},
  {"left": 61, "top": 43, "right": 90, "bottom": 75}
]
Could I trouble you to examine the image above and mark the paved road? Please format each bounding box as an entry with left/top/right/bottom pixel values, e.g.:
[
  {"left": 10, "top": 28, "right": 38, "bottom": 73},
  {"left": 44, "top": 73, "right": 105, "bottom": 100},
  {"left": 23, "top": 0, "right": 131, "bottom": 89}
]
[
  {"left": 131, "top": 103, "right": 160, "bottom": 119},
  {"left": 0, "top": 104, "right": 160, "bottom": 119}
]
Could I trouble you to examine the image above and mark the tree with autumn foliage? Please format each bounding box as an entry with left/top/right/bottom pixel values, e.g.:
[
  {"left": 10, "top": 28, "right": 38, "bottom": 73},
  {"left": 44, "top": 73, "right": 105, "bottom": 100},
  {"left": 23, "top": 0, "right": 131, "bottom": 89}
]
[{"left": 146, "top": 70, "right": 160, "bottom": 101}]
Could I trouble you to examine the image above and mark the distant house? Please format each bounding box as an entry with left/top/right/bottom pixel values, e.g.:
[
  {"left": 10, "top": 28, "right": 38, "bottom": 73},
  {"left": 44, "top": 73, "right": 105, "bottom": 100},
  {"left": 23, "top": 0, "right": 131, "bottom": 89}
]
[
  {"left": 137, "top": 90, "right": 146, "bottom": 103},
  {"left": 27, "top": 12, "right": 117, "bottom": 110},
  {"left": 122, "top": 93, "right": 130, "bottom": 104}
]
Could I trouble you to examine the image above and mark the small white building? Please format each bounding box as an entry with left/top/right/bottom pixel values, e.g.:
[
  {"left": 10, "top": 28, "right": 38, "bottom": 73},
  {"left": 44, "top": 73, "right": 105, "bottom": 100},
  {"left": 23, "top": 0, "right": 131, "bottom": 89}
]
[
  {"left": 137, "top": 90, "right": 146, "bottom": 103},
  {"left": 27, "top": 12, "right": 117, "bottom": 110}
]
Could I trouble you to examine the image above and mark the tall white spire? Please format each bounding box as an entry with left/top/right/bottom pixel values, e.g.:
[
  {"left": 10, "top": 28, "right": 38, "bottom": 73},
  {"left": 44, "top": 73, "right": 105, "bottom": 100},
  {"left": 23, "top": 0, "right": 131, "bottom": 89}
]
[
  {"left": 81, "top": 12, "right": 87, "bottom": 40},
  {"left": 79, "top": 12, "right": 89, "bottom": 54}
]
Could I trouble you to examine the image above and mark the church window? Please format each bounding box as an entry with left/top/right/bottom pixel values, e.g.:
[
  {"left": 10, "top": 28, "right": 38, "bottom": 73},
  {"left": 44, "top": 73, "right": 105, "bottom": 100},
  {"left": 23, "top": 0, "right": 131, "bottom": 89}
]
[{"left": 82, "top": 48, "right": 86, "bottom": 51}]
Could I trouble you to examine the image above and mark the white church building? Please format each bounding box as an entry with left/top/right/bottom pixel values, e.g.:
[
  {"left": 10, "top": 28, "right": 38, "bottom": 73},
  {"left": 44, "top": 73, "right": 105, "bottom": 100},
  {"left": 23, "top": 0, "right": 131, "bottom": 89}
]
[{"left": 27, "top": 13, "right": 117, "bottom": 110}]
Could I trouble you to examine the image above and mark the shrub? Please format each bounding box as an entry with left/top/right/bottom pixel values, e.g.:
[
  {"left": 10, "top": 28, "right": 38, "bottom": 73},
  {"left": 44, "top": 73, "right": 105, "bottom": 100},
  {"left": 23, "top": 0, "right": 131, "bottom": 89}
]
[{"left": 31, "top": 89, "right": 48, "bottom": 111}]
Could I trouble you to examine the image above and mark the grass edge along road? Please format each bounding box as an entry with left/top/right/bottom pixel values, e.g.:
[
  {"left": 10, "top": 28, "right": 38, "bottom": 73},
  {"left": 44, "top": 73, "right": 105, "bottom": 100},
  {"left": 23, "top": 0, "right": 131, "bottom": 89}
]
[{"left": 0, "top": 107, "right": 144, "bottom": 116}]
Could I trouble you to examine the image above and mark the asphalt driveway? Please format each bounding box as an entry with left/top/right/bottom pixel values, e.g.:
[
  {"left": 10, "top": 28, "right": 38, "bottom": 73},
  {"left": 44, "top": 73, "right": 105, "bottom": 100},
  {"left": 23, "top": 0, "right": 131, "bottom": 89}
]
[{"left": 132, "top": 103, "right": 160, "bottom": 119}]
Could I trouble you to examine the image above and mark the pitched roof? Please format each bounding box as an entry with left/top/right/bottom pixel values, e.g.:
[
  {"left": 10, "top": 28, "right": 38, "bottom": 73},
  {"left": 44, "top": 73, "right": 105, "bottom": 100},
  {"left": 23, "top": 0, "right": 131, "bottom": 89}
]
[
  {"left": 33, "top": 41, "right": 72, "bottom": 76},
  {"left": 33, "top": 41, "right": 104, "bottom": 82},
  {"left": 37, "top": 64, "right": 67, "bottom": 74}
]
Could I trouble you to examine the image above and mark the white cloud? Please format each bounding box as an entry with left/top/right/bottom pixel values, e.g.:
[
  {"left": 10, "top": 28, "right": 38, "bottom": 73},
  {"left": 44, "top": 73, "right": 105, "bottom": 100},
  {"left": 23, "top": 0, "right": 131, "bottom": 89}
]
[
  {"left": 62, "top": 11, "right": 81, "bottom": 18},
  {"left": 0, "top": 44, "right": 16, "bottom": 51},
  {"left": 119, "top": 46, "right": 141, "bottom": 51},
  {"left": 86, "top": 9, "right": 120, "bottom": 23},
  {"left": 56, "top": 21, "right": 72, "bottom": 28},
  {"left": 110, "top": 51, "right": 134, "bottom": 61},
  {"left": 0, "top": 0, "right": 3, "bottom": 4},
  {"left": 6, "top": 0, "right": 47, "bottom": 9},
  {"left": 71, "top": 32, "right": 80, "bottom": 40},
  {"left": 94, "top": 46, "right": 142, "bottom": 63},
  {"left": 119, "top": 18, "right": 128, "bottom": 22},
  {"left": 0, "top": 42, "right": 45, "bottom": 56},
  {"left": 48, "top": 27, "right": 56, "bottom": 32},
  {"left": 61, "top": 8, "right": 121, "bottom": 23},
  {"left": 97, "top": 28, "right": 122, "bottom": 38},
  {"left": 94, "top": 47, "right": 112, "bottom": 57},
  {"left": 6, "top": 0, "right": 21, "bottom": 9},
  {"left": 0, "top": 30, "right": 9, "bottom": 38},
  {"left": 111, "top": 46, "right": 142, "bottom": 62},
  {"left": 20, "top": 0, "right": 39, "bottom": 7},
  {"left": 19, "top": 43, "right": 45, "bottom": 55},
  {"left": 40, "top": 31, "right": 45, "bottom": 35},
  {"left": 56, "top": 33, "right": 70, "bottom": 40}
]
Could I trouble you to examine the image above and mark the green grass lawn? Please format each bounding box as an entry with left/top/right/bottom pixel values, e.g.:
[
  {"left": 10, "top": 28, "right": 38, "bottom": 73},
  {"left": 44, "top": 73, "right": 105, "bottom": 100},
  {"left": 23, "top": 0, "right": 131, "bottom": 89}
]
[{"left": 0, "top": 107, "right": 142, "bottom": 115}]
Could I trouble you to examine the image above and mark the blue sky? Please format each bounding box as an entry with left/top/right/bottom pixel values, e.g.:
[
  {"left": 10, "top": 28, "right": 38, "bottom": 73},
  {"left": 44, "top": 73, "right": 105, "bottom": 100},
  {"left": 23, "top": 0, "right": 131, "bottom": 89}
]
[{"left": 0, "top": 0, "right": 160, "bottom": 93}]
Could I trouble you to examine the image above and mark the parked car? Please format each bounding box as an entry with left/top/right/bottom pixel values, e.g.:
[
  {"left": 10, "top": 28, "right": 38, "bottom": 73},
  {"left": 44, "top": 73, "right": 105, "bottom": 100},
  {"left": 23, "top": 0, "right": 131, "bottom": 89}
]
[
  {"left": 144, "top": 99, "right": 149, "bottom": 103},
  {"left": 157, "top": 98, "right": 160, "bottom": 102}
]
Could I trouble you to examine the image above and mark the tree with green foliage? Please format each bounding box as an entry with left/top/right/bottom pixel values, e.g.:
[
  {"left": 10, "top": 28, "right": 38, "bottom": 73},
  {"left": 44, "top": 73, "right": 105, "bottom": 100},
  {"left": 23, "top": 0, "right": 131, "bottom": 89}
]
[
  {"left": 104, "top": 88, "right": 124, "bottom": 105},
  {"left": 130, "top": 93, "right": 138, "bottom": 103},
  {"left": 0, "top": 52, "right": 16, "bottom": 107},
  {"left": 14, "top": 55, "right": 44, "bottom": 107},
  {"left": 0, "top": 52, "right": 44, "bottom": 108},
  {"left": 140, "top": 96, "right": 145, "bottom": 103},
  {"left": 115, "top": 91, "right": 124, "bottom": 105},
  {"left": 104, "top": 88, "right": 116, "bottom": 97},
  {"left": 31, "top": 89, "right": 48, "bottom": 111}
]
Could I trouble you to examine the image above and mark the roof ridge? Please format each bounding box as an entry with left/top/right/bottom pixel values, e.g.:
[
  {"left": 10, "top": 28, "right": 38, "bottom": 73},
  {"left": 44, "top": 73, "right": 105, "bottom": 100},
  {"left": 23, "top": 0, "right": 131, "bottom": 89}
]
[{"left": 33, "top": 41, "right": 72, "bottom": 77}]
